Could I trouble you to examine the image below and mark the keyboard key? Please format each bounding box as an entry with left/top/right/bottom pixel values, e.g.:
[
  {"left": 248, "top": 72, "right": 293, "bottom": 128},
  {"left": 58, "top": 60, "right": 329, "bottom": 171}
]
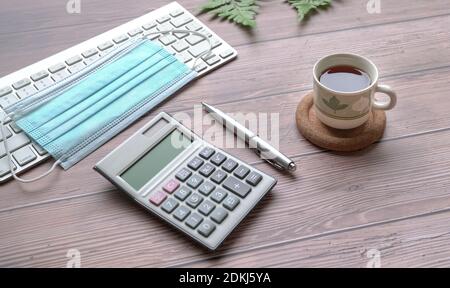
[
  {"left": 1, "top": 127, "right": 12, "bottom": 138},
  {"left": 170, "top": 9, "right": 184, "bottom": 18},
  {"left": 142, "top": 21, "right": 157, "bottom": 30},
  {"left": 194, "top": 62, "right": 207, "bottom": 73},
  {"left": 198, "top": 181, "right": 215, "bottom": 196},
  {"left": 176, "top": 51, "right": 192, "bottom": 63},
  {"left": 12, "top": 146, "right": 36, "bottom": 166},
  {"left": 234, "top": 165, "right": 250, "bottom": 179},
  {"left": 210, "top": 37, "right": 222, "bottom": 49},
  {"left": 0, "top": 157, "right": 16, "bottom": 177},
  {"left": 187, "top": 157, "right": 204, "bottom": 170},
  {"left": 48, "top": 63, "right": 66, "bottom": 73},
  {"left": 0, "top": 87, "right": 12, "bottom": 97},
  {"left": 211, "top": 207, "right": 228, "bottom": 224},
  {"left": 173, "top": 205, "right": 190, "bottom": 221},
  {"left": 81, "top": 48, "right": 98, "bottom": 58},
  {"left": 210, "top": 170, "right": 227, "bottom": 184},
  {"left": 170, "top": 16, "right": 192, "bottom": 28},
  {"left": 187, "top": 193, "right": 203, "bottom": 208},
  {"left": 163, "top": 179, "right": 180, "bottom": 194},
  {"left": 32, "top": 143, "right": 47, "bottom": 156},
  {"left": 0, "top": 93, "right": 19, "bottom": 109},
  {"left": 198, "top": 28, "right": 212, "bottom": 38},
  {"left": 223, "top": 176, "right": 251, "bottom": 198},
  {"left": 98, "top": 41, "right": 114, "bottom": 51},
  {"left": 0, "top": 133, "right": 30, "bottom": 157},
  {"left": 156, "top": 15, "right": 171, "bottom": 24},
  {"left": 161, "top": 198, "right": 179, "bottom": 214},
  {"left": 174, "top": 31, "right": 189, "bottom": 39},
  {"left": 128, "top": 28, "right": 143, "bottom": 37},
  {"left": 12, "top": 78, "right": 31, "bottom": 90},
  {"left": 172, "top": 41, "right": 189, "bottom": 52},
  {"left": 175, "top": 168, "right": 192, "bottom": 182},
  {"left": 51, "top": 69, "right": 70, "bottom": 82},
  {"left": 246, "top": 171, "right": 263, "bottom": 186},
  {"left": 223, "top": 194, "right": 240, "bottom": 211},
  {"left": 149, "top": 191, "right": 167, "bottom": 206},
  {"left": 34, "top": 76, "right": 54, "bottom": 91},
  {"left": 113, "top": 34, "right": 129, "bottom": 44},
  {"left": 205, "top": 55, "right": 220, "bottom": 66},
  {"left": 199, "top": 147, "right": 215, "bottom": 159},
  {"left": 186, "top": 34, "right": 205, "bottom": 46},
  {"left": 222, "top": 159, "right": 238, "bottom": 172},
  {"left": 174, "top": 186, "right": 191, "bottom": 201},
  {"left": 198, "top": 200, "right": 215, "bottom": 216},
  {"left": 187, "top": 174, "right": 203, "bottom": 188},
  {"left": 157, "top": 22, "right": 173, "bottom": 32},
  {"left": 198, "top": 220, "right": 215, "bottom": 237},
  {"left": 185, "top": 213, "right": 203, "bottom": 229},
  {"left": 211, "top": 188, "right": 227, "bottom": 203},
  {"left": 186, "top": 22, "right": 202, "bottom": 31},
  {"left": 30, "top": 70, "right": 49, "bottom": 81},
  {"left": 65, "top": 55, "right": 82, "bottom": 66},
  {"left": 211, "top": 152, "right": 227, "bottom": 166},
  {"left": 199, "top": 163, "right": 215, "bottom": 177},
  {"left": 220, "top": 49, "right": 234, "bottom": 59},
  {"left": 16, "top": 85, "right": 38, "bottom": 98},
  {"left": 159, "top": 35, "right": 177, "bottom": 46},
  {"left": 67, "top": 61, "right": 86, "bottom": 74}
]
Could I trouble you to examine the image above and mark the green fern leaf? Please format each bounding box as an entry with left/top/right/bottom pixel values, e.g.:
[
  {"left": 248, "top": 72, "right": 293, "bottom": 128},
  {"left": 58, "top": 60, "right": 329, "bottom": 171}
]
[
  {"left": 288, "top": 0, "right": 332, "bottom": 21},
  {"left": 200, "top": 0, "right": 259, "bottom": 28}
]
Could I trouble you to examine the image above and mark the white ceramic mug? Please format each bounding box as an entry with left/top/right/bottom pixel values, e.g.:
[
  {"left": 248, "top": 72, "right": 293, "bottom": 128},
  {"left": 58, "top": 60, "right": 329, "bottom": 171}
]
[{"left": 313, "top": 53, "right": 397, "bottom": 129}]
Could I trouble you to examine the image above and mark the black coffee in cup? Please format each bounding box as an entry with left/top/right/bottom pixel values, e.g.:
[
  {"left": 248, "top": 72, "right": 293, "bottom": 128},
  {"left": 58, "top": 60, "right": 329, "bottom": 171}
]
[{"left": 319, "top": 65, "right": 371, "bottom": 93}]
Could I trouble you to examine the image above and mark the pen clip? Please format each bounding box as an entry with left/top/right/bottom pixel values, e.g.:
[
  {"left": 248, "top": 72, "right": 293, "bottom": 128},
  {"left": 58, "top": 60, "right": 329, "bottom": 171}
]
[{"left": 253, "top": 147, "right": 286, "bottom": 171}]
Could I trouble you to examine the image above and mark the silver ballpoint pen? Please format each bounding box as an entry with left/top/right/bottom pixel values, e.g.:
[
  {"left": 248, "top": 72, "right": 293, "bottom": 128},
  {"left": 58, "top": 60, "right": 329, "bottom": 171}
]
[{"left": 202, "top": 102, "right": 296, "bottom": 172}]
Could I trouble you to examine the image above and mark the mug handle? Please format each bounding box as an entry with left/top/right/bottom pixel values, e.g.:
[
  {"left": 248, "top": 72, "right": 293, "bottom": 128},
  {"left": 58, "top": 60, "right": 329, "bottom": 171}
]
[{"left": 373, "top": 84, "right": 397, "bottom": 110}]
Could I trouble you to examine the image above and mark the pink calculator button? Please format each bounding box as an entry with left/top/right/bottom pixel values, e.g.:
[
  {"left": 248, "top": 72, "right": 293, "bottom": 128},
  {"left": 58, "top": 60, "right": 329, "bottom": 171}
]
[
  {"left": 163, "top": 179, "right": 180, "bottom": 194},
  {"left": 149, "top": 191, "right": 167, "bottom": 206}
]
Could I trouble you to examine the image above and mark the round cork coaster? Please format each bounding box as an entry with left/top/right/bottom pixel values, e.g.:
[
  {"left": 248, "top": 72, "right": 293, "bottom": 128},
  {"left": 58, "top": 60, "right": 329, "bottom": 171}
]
[{"left": 296, "top": 92, "right": 386, "bottom": 152}]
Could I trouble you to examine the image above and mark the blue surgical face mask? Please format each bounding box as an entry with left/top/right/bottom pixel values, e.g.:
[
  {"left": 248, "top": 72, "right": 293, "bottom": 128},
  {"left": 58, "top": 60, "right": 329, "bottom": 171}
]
[{"left": 0, "top": 31, "right": 211, "bottom": 183}]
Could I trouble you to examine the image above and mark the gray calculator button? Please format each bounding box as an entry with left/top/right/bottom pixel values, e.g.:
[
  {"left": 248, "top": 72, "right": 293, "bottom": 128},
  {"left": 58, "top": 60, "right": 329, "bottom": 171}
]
[
  {"left": 223, "top": 194, "right": 240, "bottom": 211},
  {"left": 223, "top": 176, "right": 251, "bottom": 198},
  {"left": 211, "top": 188, "right": 228, "bottom": 203},
  {"left": 187, "top": 174, "right": 203, "bottom": 188},
  {"left": 211, "top": 207, "right": 228, "bottom": 224},
  {"left": 222, "top": 159, "right": 238, "bottom": 172},
  {"left": 173, "top": 206, "right": 190, "bottom": 221},
  {"left": 185, "top": 213, "right": 203, "bottom": 229},
  {"left": 161, "top": 198, "right": 179, "bottom": 214},
  {"left": 199, "top": 163, "right": 215, "bottom": 177},
  {"left": 210, "top": 152, "right": 226, "bottom": 166},
  {"left": 174, "top": 186, "right": 192, "bottom": 201},
  {"left": 199, "top": 147, "right": 215, "bottom": 159},
  {"left": 187, "top": 193, "right": 203, "bottom": 208},
  {"left": 233, "top": 165, "right": 250, "bottom": 179},
  {"left": 198, "top": 200, "right": 216, "bottom": 216},
  {"left": 175, "top": 168, "right": 192, "bottom": 182},
  {"left": 198, "top": 181, "right": 215, "bottom": 196},
  {"left": 246, "top": 172, "right": 263, "bottom": 186},
  {"left": 198, "top": 220, "right": 216, "bottom": 237},
  {"left": 187, "top": 157, "right": 204, "bottom": 170},
  {"left": 211, "top": 170, "right": 227, "bottom": 184}
]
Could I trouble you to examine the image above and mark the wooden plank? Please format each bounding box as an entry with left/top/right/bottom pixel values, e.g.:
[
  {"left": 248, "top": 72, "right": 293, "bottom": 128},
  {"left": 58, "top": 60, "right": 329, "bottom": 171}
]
[
  {"left": 180, "top": 210, "right": 450, "bottom": 268},
  {"left": 2, "top": 130, "right": 450, "bottom": 267}
]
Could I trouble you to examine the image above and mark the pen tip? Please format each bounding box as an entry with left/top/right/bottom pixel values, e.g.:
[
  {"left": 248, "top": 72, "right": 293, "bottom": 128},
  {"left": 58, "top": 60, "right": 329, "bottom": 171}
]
[{"left": 288, "top": 162, "right": 297, "bottom": 172}]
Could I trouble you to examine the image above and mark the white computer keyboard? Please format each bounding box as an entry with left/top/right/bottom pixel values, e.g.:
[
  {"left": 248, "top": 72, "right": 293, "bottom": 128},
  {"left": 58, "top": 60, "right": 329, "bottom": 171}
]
[{"left": 0, "top": 2, "right": 237, "bottom": 183}]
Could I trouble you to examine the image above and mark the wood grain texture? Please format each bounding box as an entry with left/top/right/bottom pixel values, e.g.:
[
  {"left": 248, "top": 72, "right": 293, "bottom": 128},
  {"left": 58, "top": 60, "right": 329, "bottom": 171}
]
[{"left": 0, "top": 0, "right": 450, "bottom": 267}]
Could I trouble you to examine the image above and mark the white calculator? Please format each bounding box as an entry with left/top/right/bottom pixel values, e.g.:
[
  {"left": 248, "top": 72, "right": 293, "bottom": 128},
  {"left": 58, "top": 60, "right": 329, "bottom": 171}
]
[{"left": 94, "top": 112, "right": 277, "bottom": 250}]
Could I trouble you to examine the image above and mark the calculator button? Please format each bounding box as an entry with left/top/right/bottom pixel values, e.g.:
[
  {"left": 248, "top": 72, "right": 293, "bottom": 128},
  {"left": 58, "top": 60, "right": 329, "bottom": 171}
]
[
  {"left": 149, "top": 191, "right": 167, "bottom": 206},
  {"left": 210, "top": 152, "right": 227, "bottom": 166},
  {"left": 198, "top": 220, "right": 216, "bottom": 237},
  {"left": 187, "top": 174, "right": 203, "bottom": 188},
  {"left": 211, "top": 207, "right": 228, "bottom": 224},
  {"left": 187, "top": 193, "right": 203, "bottom": 208},
  {"left": 174, "top": 186, "right": 192, "bottom": 201},
  {"left": 198, "top": 181, "right": 215, "bottom": 196},
  {"left": 211, "top": 188, "right": 228, "bottom": 203},
  {"left": 233, "top": 165, "right": 250, "bottom": 179},
  {"left": 199, "top": 163, "right": 215, "bottom": 177},
  {"left": 161, "top": 198, "right": 179, "bottom": 214},
  {"left": 246, "top": 172, "right": 263, "bottom": 186},
  {"left": 163, "top": 179, "right": 180, "bottom": 194},
  {"left": 173, "top": 206, "right": 191, "bottom": 221},
  {"left": 188, "top": 157, "right": 204, "bottom": 170},
  {"left": 223, "top": 176, "right": 251, "bottom": 198},
  {"left": 222, "top": 159, "right": 238, "bottom": 172},
  {"left": 185, "top": 213, "right": 203, "bottom": 229},
  {"left": 199, "top": 147, "right": 215, "bottom": 159},
  {"left": 223, "top": 195, "right": 240, "bottom": 211},
  {"left": 175, "top": 168, "right": 192, "bottom": 182},
  {"left": 210, "top": 170, "right": 227, "bottom": 184},
  {"left": 198, "top": 200, "right": 216, "bottom": 216}
]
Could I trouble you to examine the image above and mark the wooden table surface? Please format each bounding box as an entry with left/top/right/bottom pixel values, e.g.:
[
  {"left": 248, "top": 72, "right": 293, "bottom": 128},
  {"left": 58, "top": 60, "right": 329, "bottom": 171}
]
[{"left": 1, "top": 0, "right": 450, "bottom": 268}]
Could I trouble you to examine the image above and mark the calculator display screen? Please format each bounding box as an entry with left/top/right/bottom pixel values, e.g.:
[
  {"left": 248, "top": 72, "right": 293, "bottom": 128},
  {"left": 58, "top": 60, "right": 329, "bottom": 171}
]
[{"left": 120, "top": 129, "right": 191, "bottom": 190}]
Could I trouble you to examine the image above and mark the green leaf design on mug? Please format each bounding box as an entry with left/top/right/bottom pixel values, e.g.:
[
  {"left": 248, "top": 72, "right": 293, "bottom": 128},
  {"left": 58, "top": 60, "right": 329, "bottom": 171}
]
[{"left": 322, "top": 96, "right": 349, "bottom": 113}]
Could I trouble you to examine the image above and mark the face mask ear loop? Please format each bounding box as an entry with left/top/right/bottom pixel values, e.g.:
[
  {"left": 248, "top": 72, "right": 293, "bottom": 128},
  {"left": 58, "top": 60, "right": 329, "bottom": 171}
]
[
  {"left": 1, "top": 115, "right": 61, "bottom": 183},
  {"left": 142, "top": 29, "right": 213, "bottom": 71}
]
